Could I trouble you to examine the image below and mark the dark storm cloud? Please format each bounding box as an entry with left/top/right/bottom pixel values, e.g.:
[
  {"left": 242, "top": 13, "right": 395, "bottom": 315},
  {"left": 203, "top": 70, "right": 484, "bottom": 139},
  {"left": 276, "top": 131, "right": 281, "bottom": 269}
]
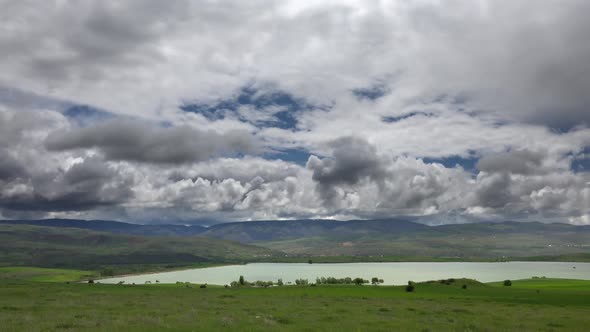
[
  {"left": 307, "top": 137, "right": 386, "bottom": 186},
  {"left": 0, "top": 153, "right": 26, "bottom": 180},
  {"left": 306, "top": 136, "right": 388, "bottom": 204},
  {"left": 476, "top": 150, "right": 545, "bottom": 175},
  {"left": 0, "top": 157, "right": 133, "bottom": 212},
  {"left": 475, "top": 173, "right": 513, "bottom": 209},
  {"left": 45, "top": 119, "right": 258, "bottom": 164}
]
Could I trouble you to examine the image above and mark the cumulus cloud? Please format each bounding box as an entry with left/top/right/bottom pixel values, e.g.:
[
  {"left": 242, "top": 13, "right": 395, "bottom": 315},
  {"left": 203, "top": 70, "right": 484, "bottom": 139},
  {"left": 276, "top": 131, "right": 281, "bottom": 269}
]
[
  {"left": 1, "top": 1, "right": 590, "bottom": 223},
  {"left": 0, "top": 108, "right": 132, "bottom": 216},
  {"left": 307, "top": 137, "right": 385, "bottom": 187}
]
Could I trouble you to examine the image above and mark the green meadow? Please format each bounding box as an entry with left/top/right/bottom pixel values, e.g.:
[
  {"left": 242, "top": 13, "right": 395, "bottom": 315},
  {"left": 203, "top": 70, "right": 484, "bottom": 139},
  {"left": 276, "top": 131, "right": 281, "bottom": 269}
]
[{"left": 1, "top": 267, "right": 589, "bottom": 331}]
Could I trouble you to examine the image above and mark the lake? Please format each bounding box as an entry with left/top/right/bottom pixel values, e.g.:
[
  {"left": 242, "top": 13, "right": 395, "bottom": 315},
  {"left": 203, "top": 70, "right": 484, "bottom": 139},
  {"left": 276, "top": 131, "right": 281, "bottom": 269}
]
[
  {"left": 101, "top": 261, "right": 590, "bottom": 285},
  {"left": 101, "top": 262, "right": 590, "bottom": 285}
]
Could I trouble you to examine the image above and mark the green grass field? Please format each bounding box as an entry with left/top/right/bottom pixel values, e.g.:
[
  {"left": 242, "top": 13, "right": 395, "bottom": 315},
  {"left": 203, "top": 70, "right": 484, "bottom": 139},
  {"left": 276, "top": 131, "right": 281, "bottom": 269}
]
[
  {"left": 1, "top": 267, "right": 589, "bottom": 331},
  {"left": 0, "top": 266, "right": 97, "bottom": 282}
]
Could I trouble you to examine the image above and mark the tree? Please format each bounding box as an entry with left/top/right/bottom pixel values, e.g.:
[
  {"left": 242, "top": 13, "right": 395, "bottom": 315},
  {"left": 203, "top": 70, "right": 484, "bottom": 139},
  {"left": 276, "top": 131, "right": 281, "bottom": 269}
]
[
  {"left": 100, "top": 268, "right": 114, "bottom": 277},
  {"left": 295, "top": 278, "right": 308, "bottom": 286},
  {"left": 308, "top": 259, "right": 313, "bottom": 264},
  {"left": 277, "top": 278, "right": 284, "bottom": 286},
  {"left": 503, "top": 280, "right": 512, "bottom": 286},
  {"left": 239, "top": 275, "right": 245, "bottom": 286},
  {"left": 371, "top": 277, "right": 381, "bottom": 285},
  {"left": 353, "top": 277, "right": 367, "bottom": 286},
  {"left": 406, "top": 280, "right": 415, "bottom": 292}
]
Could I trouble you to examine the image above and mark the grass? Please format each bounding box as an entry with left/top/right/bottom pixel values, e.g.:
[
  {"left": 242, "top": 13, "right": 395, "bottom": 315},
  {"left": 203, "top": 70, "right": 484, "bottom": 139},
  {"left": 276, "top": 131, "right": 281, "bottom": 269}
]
[
  {"left": 0, "top": 267, "right": 97, "bottom": 282},
  {"left": 1, "top": 275, "right": 589, "bottom": 331}
]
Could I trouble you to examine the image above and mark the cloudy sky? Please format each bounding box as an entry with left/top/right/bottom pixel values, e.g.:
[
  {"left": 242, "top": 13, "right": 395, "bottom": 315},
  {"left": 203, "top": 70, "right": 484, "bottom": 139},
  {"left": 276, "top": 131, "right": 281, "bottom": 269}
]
[{"left": 1, "top": 0, "right": 589, "bottom": 225}]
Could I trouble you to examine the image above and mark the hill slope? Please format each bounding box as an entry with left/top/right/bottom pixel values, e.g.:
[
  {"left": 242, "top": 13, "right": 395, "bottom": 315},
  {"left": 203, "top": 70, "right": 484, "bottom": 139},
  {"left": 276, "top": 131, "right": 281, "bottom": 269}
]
[
  {"left": 0, "top": 219, "right": 206, "bottom": 236},
  {"left": 199, "top": 219, "right": 590, "bottom": 259},
  {"left": 2, "top": 218, "right": 589, "bottom": 261},
  {"left": 202, "top": 218, "right": 429, "bottom": 242},
  {"left": 0, "top": 224, "right": 276, "bottom": 273}
]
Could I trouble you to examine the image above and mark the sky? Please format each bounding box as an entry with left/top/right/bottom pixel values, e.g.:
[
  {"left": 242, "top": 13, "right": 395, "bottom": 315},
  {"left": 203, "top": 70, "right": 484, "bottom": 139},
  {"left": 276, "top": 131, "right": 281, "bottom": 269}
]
[{"left": 0, "top": 0, "right": 589, "bottom": 225}]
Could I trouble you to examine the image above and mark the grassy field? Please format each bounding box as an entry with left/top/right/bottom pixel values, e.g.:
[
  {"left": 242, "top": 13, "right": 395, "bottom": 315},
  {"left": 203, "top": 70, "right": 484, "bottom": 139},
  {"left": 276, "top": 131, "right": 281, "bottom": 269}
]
[
  {"left": 1, "top": 268, "right": 589, "bottom": 331},
  {"left": 0, "top": 266, "right": 97, "bottom": 282}
]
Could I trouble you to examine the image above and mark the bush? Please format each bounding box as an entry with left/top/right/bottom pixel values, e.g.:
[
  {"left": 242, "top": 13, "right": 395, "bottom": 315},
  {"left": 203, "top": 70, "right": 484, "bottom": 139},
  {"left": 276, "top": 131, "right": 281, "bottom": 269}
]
[
  {"left": 199, "top": 284, "right": 207, "bottom": 288},
  {"left": 371, "top": 277, "right": 383, "bottom": 285},
  {"left": 462, "top": 284, "right": 467, "bottom": 289},
  {"left": 405, "top": 284, "right": 415, "bottom": 292},
  {"left": 353, "top": 278, "right": 368, "bottom": 286},
  {"left": 254, "top": 280, "right": 273, "bottom": 287},
  {"left": 277, "top": 278, "right": 284, "bottom": 286},
  {"left": 503, "top": 280, "right": 512, "bottom": 286},
  {"left": 100, "top": 268, "right": 114, "bottom": 277},
  {"left": 295, "top": 278, "right": 309, "bottom": 286}
]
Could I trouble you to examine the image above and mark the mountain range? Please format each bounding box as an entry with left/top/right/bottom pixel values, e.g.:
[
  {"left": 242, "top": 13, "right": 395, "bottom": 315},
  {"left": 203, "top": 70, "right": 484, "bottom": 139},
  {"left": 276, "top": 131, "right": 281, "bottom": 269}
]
[{"left": 1, "top": 218, "right": 589, "bottom": 261}]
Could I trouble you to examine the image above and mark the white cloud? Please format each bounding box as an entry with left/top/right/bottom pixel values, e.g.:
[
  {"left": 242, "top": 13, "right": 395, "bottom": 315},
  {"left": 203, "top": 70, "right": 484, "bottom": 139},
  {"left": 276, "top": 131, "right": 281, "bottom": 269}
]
[{"left": 0, "top": 1, "right": 589, "bottom": 223}]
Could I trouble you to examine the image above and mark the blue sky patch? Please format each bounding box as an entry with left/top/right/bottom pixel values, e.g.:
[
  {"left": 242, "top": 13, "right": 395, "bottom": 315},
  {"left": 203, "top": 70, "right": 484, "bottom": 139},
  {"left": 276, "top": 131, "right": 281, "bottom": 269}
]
[
  {"left": 263, "top": 148, "right": 311, "bottom": 165},
  {"left": 423, "top": 155, "right": 479, "bottom": 173},
  {"left": 571, "top": 146, "right": 590, "bottom": 172},
  {"left": 180, "top": 86, "right": 312, "bottom": 130},
  {"left": 62, "top": 105, "right": 114, "bottom": 126},
  {"left": 352, "top": 84, "right": 389, "bottom": 101}
]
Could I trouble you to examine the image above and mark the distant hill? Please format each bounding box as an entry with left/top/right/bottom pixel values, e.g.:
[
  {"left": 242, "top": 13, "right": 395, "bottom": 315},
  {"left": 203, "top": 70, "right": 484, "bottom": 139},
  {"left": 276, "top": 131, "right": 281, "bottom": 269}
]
[
  {"left": 201, "top": 218, "right": 429, "bottom": 242},
  {"left": 0, "top": 224, "right": 276, "bottom": 273},
  {"left": 0, "top": 219, "right": 206, "bottom": 236},
  {"left": 1, "top": 218, "right": 589, "bottom": 261},
  {"left": 202, "top": 219, "right": 590, "bottom": 260}
]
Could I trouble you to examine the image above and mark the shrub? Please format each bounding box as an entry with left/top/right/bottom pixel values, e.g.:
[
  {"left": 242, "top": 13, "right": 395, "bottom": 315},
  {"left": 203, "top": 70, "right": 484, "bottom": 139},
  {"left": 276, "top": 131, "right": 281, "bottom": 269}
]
[
  {"left": 277, "top": 278, "right": 284, "bottom": 286},
  {"left": 405, "top": 284, "right": 415, "bottom": 292},
  {"left": 353, "top": 278, "right": 368, "bottom": 286},
  {"left": 503, "top": 280, "right": 512, "bottom": 287},
  {"left": 100, "top": 268, "right": 114, "bottom": 277},
  {"left": 87, "top": 279, "right": 94, "bottom": 284},
  {"left": 462, "top": 284, "right": 467, "bottom": 289},
  {"left": 200, "top": 284, "right": 207, "bottom": 288},
  {"left": 239, "top": 275, "right": 245, "bottom": 286},
  {"left": 295, "top": 278, "right": 309, "bottom": 286}
]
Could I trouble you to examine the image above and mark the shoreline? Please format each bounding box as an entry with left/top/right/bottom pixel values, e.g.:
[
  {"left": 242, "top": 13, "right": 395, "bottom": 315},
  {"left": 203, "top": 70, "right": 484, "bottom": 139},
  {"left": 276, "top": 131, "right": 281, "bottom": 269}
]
[
  {"left": 99, "top": 259, "right": 589, "bottom": 280},
  {"left": 96, "top": 260, "right": 589, "bottom": 285},
  {"left": 95, "top": 262, "right": 241, "bottom": 282}
]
